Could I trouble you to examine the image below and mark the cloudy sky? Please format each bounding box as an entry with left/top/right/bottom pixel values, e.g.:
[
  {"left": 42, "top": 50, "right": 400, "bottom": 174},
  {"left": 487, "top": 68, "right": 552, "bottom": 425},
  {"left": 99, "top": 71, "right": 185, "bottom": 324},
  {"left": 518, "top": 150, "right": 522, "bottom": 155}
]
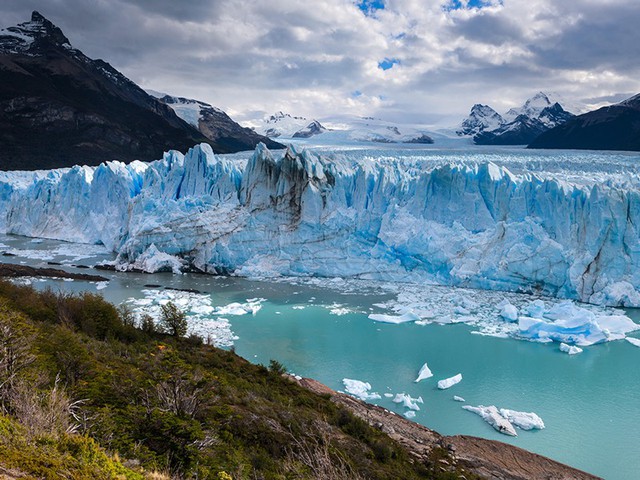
[{"left": 2, "top": 0, "right": 639, "bottom": 126}]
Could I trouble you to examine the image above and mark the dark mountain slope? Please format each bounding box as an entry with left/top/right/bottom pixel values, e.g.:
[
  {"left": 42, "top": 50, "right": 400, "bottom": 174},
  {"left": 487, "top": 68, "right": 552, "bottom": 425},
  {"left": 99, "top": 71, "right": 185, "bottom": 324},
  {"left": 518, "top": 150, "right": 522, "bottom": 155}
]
[
  {"left": 529, "top": 93, "right": 640, "bottom": 151},
  {"left": 0, "top": 12, "right": 279, "bottom": 170}
]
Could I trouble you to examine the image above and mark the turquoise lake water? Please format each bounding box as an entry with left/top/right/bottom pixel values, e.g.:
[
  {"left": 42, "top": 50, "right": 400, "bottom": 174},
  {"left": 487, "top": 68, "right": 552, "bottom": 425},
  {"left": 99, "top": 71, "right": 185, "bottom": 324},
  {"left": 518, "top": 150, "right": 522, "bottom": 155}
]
[{"left": 1, "top": 233, "right": 639, "bottom": 479}]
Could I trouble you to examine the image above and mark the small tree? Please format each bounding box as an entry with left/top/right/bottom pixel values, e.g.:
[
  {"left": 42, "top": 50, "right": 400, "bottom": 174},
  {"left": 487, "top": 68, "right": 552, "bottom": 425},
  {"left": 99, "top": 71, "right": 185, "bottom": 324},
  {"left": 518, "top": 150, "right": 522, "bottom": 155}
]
[
  {"left": 160, "top": 302, "right": 187, "bottom": 337},
  {"left": 140, "top": 314, "right": 156, "bottom": 334}
]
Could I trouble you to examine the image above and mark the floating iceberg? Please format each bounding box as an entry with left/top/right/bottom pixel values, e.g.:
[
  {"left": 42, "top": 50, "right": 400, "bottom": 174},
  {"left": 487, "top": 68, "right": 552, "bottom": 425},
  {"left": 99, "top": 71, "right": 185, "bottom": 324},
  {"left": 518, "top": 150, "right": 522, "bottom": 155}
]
[
  {"left": 4, "top": 144, "right": 640, "bottom": 308},
  {"left": 559, "top": 343, "right": 583, "bottom": 355},
  {"left": 403, "top": 411, "right": 416, "bottom": 419},
  {"left": 453, "top": 395, "right": 466, "bottom": 402},
  {"left": 392, "top": 393, "right": 423, "bottom": 411},
  {"left": 438, "top": 373, "right": 462, "bottom": 390},
  {"left": 626, "top": 337, "right": 640, "bottom": 347},
  {"left": 342, "top": 379, "right": 381, "bottom": 401},
  {"left": 517, "top": 301, "right": 639, "bottom": 346},
  {"left": 498, "top": 300, "right": 519, "bottom": 322},
  {"left": 499, "top": 408, "right": 545, "bottom": 430},
  {"left": 414, "top": 362, "right": 434, "bottom": 382},
  {"left": 463, "top": 405, "right": 517, "bottom": 436},
  {"left": 368, "top": 311, "right": 420, "bottom": 324}
]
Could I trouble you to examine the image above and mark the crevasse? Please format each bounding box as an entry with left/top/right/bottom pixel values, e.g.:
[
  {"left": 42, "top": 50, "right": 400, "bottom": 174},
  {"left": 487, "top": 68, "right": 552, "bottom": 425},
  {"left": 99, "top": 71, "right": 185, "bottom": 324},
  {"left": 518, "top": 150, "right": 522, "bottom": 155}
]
[{"left": 2, "top": 142, "right": 640, "bottom": 307}]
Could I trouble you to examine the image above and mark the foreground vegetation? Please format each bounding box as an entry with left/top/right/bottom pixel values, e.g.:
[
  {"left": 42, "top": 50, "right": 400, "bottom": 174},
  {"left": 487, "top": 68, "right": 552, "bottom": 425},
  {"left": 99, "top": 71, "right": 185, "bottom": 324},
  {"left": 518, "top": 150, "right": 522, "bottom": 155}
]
[{"left": 0, "top": 280, "right": 471, "bottom": 479}]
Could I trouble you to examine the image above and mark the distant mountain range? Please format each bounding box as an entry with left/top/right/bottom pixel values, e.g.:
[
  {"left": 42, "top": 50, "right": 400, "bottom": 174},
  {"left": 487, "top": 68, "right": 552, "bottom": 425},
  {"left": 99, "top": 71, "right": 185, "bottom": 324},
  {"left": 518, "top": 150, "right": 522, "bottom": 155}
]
[
  {"left": 529, "top": 93, "right": 640, "bottom": 152},
  {"left": 251, "top": 112, "right": 434, "bottom": 144},
  {"left": 0, "top": 12, "right": 279, "bottom": 170},
  {"left": 458, "top": 93, "right": 574, "bottom": 145}
]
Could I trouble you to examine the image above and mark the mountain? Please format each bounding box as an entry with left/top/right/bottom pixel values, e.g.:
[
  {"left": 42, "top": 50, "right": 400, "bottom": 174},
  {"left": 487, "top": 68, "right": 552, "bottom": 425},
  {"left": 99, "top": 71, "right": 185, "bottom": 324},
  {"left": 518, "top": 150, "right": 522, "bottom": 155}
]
[
  {"left": 149, "top": 92, "right": 282, "bottom": 152},
  {"left": 456, "top": 104, "right": 504, "bottom": 136},
  {"left": 292, "top": 119, "right": 326, "bottom": 138},
  {"left": 252, "top": 113, "right": 435, "bottom": 145},
  {"left": 529, "top": 93, "right": 640, "bottom": 152},
  {"left": 0, "top": 12, "right": 275, "bottom": 171},
  {"left": 253, "top": 111, "right": 327, "bottom": 139},
  {"left": 458, "top": 93, "right": 574, "bottom": 145}
]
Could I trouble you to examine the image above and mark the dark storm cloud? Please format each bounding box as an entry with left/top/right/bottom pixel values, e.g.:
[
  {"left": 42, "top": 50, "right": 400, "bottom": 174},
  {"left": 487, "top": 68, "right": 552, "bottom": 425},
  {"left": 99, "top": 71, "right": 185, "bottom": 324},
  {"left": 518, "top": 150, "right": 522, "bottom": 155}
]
[{"left": 449, "top": 10, "right": 523, "bottom": 46}]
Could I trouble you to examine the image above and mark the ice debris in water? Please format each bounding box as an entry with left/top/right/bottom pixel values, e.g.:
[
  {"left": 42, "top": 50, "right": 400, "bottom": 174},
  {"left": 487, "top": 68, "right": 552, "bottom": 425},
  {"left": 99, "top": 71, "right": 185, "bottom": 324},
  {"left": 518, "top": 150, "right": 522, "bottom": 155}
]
[
  {"left": 414, "top": 362, "right": 433, "bottom": 382},
  {"left": 499, "top": 409, "right": 545, "bottom": 430},
  {"left": 342, "top": 379, "right": 381, "bottom": 401},
  {"left": 404, "top": 411, "right": 416, "bottom": 419},
  {"left": 463, "top": 405, "right": 518, "bottom": 436},
  {"left": 559, "top": 343, "right": 583, "bottom": 355},
  {"left": 392, "top": 393, "right": 423, "bottom": 411},
  {"left": 497, "top": 299, "right": 518, "bottom": 322},
  {"left": 453, "top": 396, "right": 466, "bottom": 402},
  {"left": 438, "top": 374, "right": 462, "bottom": 390},
  {"left": 626, "top": 337, "right": 640, "bottom": 347},
  {"left": 368, "top": 311, "right": 420, "bottom": 324},
  {"left": 517, "top": 300, "right": 639, "bottom": 347},
  {"left": 367, "top": 283, "right": 639, "bottom": 349},
  {"left": 123, "top": 289, "right": 239, "bottom": 347}
]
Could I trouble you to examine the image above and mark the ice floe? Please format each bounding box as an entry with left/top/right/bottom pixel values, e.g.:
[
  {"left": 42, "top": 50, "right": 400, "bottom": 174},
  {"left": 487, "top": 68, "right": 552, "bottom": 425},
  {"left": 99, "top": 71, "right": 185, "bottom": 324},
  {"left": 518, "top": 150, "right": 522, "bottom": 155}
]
[
  {"left": 438, "top": 374, "right": 462, "bottom": 390},
  {"left": 368, "top": 311, "right": 421, "bottom": 324},
  {"left": 414, "top": 362, "right": 433, "bottom": 382},
  {"left": 559, "top": 343, "right": 583, "bottom": 355},
  {"left": 499, "top": 409, "right": 545, "bottom": 430},
  {"left": 392, "top": 393, "right": 423, "bottom": 411},
  {"left": 463, "top": 405, "right": 518, "bottom": 436},
  {"left": 342, "top": 379, "right": 381, "bottom": 401},
  {"left": 626, "top": 337, "right": 640, "bottom": 347},
  {"left": 453, "top": 395, "right": 466, "bottom": 402},
  {"left": 403, "top": 411, "right": 416, "bottom": 419}
]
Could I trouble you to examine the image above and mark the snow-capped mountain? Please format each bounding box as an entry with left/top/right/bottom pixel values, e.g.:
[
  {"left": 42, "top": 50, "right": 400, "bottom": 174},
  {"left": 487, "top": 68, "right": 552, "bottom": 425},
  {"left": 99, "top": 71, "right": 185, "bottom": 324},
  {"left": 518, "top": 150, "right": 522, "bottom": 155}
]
[
  {"left": 2, "top": 143, "right": 640, "bottom": 308},
  {"left": 530, "top": 92, "right": 640, "bottom": 152},
  {"left": 0, "top": 12, "right": 279, "bottom": 170},
  {"left": 252, "top": 112, "right": 326, "bottom": 139},
  {"left": 458, "top": 93, "right": 574, "bottom": 146},
  {"left": 251, "top": 112, "right": 435, "bottom": 145},
  {"left": 148, "top": 92, "right": 282, "bottom": 152},
  {"left": 457, "top": 104, "right": 504, "bottom": 136},
  {"left": 292, "top": 120, "right": 327, "bottom": 138},
  {"left": 0, "top": 12, "right": 210, "bottom": 170}
]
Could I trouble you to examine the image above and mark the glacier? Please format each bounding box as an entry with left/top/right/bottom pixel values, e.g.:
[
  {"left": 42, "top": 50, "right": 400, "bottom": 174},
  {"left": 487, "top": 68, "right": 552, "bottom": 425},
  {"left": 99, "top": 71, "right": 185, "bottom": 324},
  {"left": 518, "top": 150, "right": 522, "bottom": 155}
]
[{"left": 2, "top": 143, "right": 640, "bottom": 310}]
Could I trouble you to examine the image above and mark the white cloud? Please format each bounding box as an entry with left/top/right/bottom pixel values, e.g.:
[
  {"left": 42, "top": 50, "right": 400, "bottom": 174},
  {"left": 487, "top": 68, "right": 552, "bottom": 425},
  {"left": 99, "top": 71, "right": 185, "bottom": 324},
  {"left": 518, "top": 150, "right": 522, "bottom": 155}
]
[{"left": 2, "top": 0, "right": 639, "bottom": 125}]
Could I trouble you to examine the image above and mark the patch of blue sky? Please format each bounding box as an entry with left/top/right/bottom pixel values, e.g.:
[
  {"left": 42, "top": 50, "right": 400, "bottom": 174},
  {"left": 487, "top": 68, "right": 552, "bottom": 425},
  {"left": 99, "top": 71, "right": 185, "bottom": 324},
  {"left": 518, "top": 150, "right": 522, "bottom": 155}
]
[
  {"left": 446, "top": 0, "right": 502, "bottom": 11},
  {"left": 357, "top": 0, "right": 385, "bottom": 17},
  {"left": 378, "top": 58, "right": 399, "bottom": 71}
]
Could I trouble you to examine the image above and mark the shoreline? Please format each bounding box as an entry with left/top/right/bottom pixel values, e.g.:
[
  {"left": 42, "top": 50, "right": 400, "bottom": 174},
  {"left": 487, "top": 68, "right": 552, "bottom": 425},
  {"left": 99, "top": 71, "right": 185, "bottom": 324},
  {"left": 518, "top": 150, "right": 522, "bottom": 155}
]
[{"left": 295, "top": 376, "right": 601, "bottom": 480}]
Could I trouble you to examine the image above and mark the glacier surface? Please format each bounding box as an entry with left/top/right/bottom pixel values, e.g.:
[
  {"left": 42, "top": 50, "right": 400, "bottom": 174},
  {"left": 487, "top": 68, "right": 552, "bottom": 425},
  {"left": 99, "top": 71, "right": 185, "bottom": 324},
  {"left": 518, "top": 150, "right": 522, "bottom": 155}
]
[{"left": 3, "top": 143, "right": 640, "bottom": 309}]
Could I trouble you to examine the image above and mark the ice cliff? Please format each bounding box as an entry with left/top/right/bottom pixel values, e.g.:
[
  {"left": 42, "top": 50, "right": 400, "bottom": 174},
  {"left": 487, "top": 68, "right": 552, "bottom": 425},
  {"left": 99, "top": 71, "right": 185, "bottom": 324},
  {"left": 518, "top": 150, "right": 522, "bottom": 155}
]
[{"left": 2, "top": 142, "right": 640, "bottom": 307}]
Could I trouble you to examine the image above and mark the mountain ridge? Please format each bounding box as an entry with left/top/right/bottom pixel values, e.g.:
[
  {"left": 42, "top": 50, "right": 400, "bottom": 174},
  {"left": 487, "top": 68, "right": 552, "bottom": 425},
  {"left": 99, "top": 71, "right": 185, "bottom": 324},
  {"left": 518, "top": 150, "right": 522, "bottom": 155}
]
[
  {"left": 529, "top": 92, "right": 640, "bottom": 151},
  {"left": 0, "top": 12, "right": 277, "bottom": 170}
]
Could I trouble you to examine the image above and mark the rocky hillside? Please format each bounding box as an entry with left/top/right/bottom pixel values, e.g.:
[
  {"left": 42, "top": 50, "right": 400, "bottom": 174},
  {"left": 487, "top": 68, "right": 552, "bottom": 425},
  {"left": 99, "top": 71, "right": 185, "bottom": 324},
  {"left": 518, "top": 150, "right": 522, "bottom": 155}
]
[{"left": 529, "top": 93, "right": 640, "bottom": 151}]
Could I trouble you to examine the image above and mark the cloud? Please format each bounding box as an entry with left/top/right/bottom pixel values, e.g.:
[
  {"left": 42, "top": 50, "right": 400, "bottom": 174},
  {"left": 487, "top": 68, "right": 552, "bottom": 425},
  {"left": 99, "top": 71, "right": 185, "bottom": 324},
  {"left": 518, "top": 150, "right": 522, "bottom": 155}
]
[{"left": 1, "top": 0, "right": 638, "bottom": 125}]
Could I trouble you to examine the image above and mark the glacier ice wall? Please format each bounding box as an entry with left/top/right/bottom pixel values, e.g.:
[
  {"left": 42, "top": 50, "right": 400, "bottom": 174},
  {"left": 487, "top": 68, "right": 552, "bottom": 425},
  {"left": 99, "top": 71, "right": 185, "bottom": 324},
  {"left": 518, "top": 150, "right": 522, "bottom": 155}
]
[{"left": 2, "top": 142, "right": 640, "bottom": 307}]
